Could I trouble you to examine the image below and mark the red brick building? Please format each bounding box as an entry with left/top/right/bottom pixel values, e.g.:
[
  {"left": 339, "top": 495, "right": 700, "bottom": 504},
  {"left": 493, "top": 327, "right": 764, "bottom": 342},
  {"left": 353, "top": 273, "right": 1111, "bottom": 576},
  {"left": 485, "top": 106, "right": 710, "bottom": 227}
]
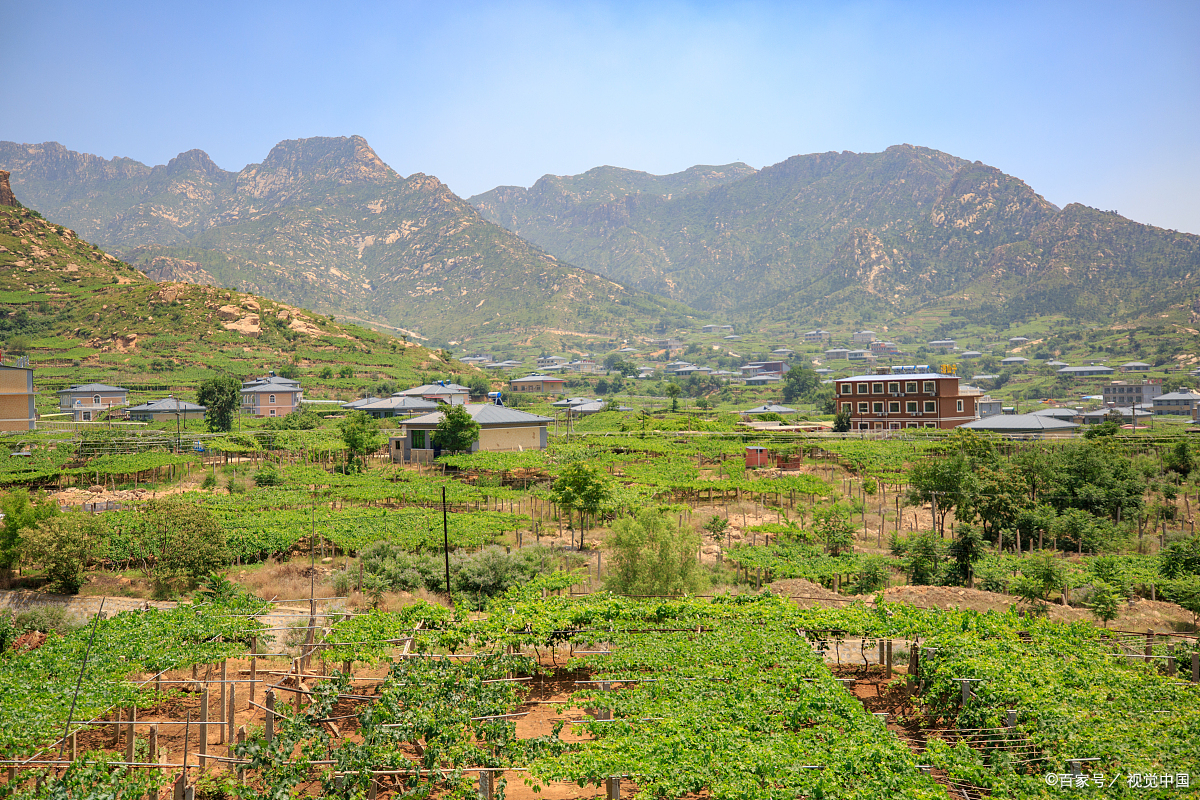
[{"left": 833, "top": 372, "right": 977, "bottom": 431}]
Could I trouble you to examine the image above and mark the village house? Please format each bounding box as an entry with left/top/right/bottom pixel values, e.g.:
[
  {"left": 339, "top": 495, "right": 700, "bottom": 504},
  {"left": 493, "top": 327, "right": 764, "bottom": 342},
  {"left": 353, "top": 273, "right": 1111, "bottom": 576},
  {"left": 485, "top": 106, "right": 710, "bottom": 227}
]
[
  {"left": 851, "top": 330, "right": 877, "bottom": 344},
  {"left": 508, "top": 374, "right": 567, "bottom": 394},
  {"left": 125, "top": 397, "right": 206, "bottom": 423},
  {"left": 1057, "top": 365, "right": 1115, "bottom": 378},
  {"left": 834, "top": 370, "right": 978, "bottom": 431},
  {"left": 1102, "top": 380, "right": 1162, "bottom": 407},
  {"left": 345, "top": 395, "right": 439, "bottom": 419},
  {"left": 803, "top": 330, "right": 831, "bottom": 343},
  {"left": 390, "top": 404, "right": 553, "bottom": 463},
  {"left": 1152, "top": 390, "right": 1200, "bottom": 416},
  {"left": 397, "top": 383, "right": 471, "bottom": 405},
  {"left": 58, "top": 382, "right": 128, "bottom": 422},
  {"left": 240, "top": 376, "right": 302, "bottom": 418}
]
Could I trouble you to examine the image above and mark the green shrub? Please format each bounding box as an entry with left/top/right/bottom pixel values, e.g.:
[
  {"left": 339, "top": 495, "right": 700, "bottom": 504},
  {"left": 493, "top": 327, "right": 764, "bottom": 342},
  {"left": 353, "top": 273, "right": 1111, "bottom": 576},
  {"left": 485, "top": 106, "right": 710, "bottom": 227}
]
[
  {"left": 14, "top": 606, "right": 76, "bottom": 637},
  {"left": 253, "top": 464, "right": 283, "bottom": 487}
]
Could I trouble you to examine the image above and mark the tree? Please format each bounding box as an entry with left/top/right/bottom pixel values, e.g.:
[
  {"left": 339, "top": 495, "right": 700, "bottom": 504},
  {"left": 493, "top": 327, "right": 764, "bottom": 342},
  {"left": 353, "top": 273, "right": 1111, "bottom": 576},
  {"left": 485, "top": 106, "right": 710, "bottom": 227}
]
[
  {"left": 465, "top": 374, "right": 491, "bottom": 399},
  {"left": 605, "top": 509, "right": 704, "bottom": 596},
  {"left": 1013, "top": 551, "right": 1065, "bottom": 609},
  {"left": 21, "top": 515, "right": 105, "bottom": 594},
  {"left": 551, "top": 462, "right": 611, "bottom": 546},
  {"left": 0, "top": 489, "right": 58, "bottom": 578},
  {"left": 339, "top": 410, "right": 386, "bottom": 469},
  {"left": 907, "top": 453, "right": 975, "bottom": 536},
  {"left": 832, "top": 408, "right": 851, "bottom": 432},
  {"left": 1089, "top": 579, "right": 1122, "bottom": 627},
  {"left": 431, "top": 405, "right": 479, "bottom": 454},
  {"left": 905, "top": 531, "right": 945, "bottom": 585},
  {"left": 141, "top": 501, "right": 229, "bottom": 592},
  {"left": 812, "top": 504, "right": 856, "bottom": 556},
  {"left": 781, "top": 366, "right": 819, "bottom": 404},
  {"left": 665, "top": 383, "right": 681, "bottom": 412},
  {"left": 1083, "top": 419, "right": 1120, "bottom": 439},
  {"left": 196, "top": 375, "right": 241, "bottom": 432},
  {"left": 947, "top": 523, "right": 986, "bottom": 586}
]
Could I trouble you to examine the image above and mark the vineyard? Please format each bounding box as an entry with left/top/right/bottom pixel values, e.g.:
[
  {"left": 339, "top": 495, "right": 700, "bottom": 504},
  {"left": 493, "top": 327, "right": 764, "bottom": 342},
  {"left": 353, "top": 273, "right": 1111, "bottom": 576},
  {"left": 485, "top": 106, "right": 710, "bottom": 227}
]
[
  {"left": 4, "top": 424, "right": 1200, "bottom": 797},
  {"left": 0, "top": 593, "right": 1196, "bottom": 799}
]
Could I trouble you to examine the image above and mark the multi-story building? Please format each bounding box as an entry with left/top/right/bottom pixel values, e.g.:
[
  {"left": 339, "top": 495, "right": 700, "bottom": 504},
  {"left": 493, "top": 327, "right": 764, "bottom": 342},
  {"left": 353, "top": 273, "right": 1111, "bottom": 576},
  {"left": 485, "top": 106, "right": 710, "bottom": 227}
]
[
  {"left": 1152, "top": 390, "right": 1200, "bottom": 416},
  {"left": 834, "top": 371, "right": 978, "bottom": 431},
  {"left": 851, "top": 330, "right": 877, "bottom": 344},
  {"left": 58, "top": 382, "right": 128, "bottom": 422},
  {"left": 240, "top": 376, "right": 302, "bottom": 418},
  {"left": 803, "top": 330, "right": 831, "bottom": 343},
  {"left": 1102, "top": 380, "right": 1162, "bottom": 408}
]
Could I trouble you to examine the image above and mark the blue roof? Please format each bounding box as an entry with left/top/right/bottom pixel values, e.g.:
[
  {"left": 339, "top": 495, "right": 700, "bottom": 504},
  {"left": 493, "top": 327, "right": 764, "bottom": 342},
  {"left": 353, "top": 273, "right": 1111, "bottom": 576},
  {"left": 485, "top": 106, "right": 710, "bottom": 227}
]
[{"left": 836, "top": 373, "right": 951, "bottom": 381}]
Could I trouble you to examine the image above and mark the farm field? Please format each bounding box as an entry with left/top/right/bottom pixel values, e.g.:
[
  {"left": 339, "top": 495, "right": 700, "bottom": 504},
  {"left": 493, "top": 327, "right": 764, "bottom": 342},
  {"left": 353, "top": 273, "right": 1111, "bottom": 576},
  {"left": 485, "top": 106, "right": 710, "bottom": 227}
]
[{"left": 1, "top": 422, "right": 1200, "bottom": 798}]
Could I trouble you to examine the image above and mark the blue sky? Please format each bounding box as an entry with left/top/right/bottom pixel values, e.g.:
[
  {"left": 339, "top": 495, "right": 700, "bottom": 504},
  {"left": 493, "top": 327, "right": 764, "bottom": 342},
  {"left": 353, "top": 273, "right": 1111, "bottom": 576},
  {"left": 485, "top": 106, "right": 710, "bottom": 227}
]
[{"left": 4, "top": 1, "right": 1198, "bottom": 232}]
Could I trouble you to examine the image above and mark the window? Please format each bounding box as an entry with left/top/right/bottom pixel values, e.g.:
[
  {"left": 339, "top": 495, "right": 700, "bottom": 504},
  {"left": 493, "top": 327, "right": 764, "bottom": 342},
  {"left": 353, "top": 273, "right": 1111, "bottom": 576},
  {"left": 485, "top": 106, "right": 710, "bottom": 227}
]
[
  {"left": 858, "top": 423, "right": 870, "bottom": 430},
  {"left": 269, "top": 394, "right": 276, "bottom": 404},
  {"left": 412, "top": 429, "right": 427, "bottom": 449},
  {"left": 923, "top": 381, "right": 936, "bottom": 394},
  {"left": 840, "top": 384, "right": 852, "bottom": 396},
  {"left": 924, "top": 401, "right": 937, "bottom": 413},
  {"left": 905, "top": 382, "right": 917, "bottom": 393},
  {"left": 841, "top": 402, "right": 852, "bottom": 413},
  {"left": 82, "top": 411, "right": 91, "bottom": 421},
  {"left": 906, "top": 401, "right": 918, "bottom": 413},
  {"left": 874, "top": 422, "right": 884, "bottom": 429},
  {"left": 858, "top": 403, "right": 869, "bottom": 414},
  {"left": 93, "top": 395, "right": 101, "bottom": 405},
  {"left": 889, "top": 422, "right": 900, "bottom": 429},
  {"left": 873, "top": 402, "right": 884, "bottom": 413},
  {"left": 924, "top": 422, "right": 936, "bottom": 428},
  {"left": 872, "top": 382, "right": 884, "bottom": 394},
  {"left": 906, "top": 422, "right": 918, "bottom": 428},
  {"left": 888, "top": 382, "right": 900, "bottom": 393},
  {"left": 269, "top": 409, "right": 276, "bottom": 417},
  {"left": 857, "top": 383, "right": 869, "bottom": 394},
  {"left": 957, "top": 399, "right": 964, "bottom": 412},
  {"left": 889, "top": 402, "right": 900, "bottom": 413}
]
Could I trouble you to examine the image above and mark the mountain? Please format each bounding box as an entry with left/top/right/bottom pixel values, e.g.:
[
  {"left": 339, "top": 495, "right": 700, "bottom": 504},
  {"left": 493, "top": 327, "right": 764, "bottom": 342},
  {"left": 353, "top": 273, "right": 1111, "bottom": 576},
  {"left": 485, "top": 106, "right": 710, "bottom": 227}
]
[
  {"left": 470, "top": 146, "right": 1200, "bottom": 330},
  {"left": 0, "top": 137, "right": 699, "bottom": 344},
  {"left": 0, "top": 171, "right": 470, "bottom": 402}
]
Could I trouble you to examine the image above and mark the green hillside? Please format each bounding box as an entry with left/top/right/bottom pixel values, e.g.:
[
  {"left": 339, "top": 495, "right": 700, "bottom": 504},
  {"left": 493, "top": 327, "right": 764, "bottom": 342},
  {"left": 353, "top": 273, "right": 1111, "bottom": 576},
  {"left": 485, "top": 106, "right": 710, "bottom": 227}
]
[
  {"left": 0, "top": 138, "right": 701, "bottom": 346},
  {"left": 0, "top": 195, "right": 478, "bottom": 415}
]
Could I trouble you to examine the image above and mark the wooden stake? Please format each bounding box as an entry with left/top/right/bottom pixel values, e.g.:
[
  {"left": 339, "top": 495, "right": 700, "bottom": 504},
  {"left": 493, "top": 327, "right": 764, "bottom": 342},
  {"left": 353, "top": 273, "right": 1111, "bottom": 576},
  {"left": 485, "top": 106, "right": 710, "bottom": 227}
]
[
  {"left": 265, "top": 690, "right": 276, "bottom": 742},
  {"left": 198, "top": 691, "right": 208, "bottom": 769},
  {"left": 124, "top": 706, "right": 136, "bottom": 764}
]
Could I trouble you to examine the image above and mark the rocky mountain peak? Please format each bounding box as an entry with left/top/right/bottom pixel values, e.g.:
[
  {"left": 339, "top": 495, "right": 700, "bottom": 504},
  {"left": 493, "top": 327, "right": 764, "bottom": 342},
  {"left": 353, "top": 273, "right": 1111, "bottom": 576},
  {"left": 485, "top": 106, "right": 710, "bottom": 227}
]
[{"left": 161, "top": 148, "right": 227, "bottom": 177}]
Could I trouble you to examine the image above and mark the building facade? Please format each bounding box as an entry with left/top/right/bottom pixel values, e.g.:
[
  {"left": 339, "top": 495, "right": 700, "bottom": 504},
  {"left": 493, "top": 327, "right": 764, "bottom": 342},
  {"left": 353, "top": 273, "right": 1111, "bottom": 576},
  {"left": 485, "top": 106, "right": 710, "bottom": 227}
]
[
  {"left": 391, "top": 405, "right": 552, "bottom": 463},
  {"left": 509, "top": 374, "right": 567, "bottom": 394},
  {"left": 0, "top": 363, "right": 35, "bottom": 431},
  {"left": 57, "top": 383, "right": 128, "bottom": 422},
  {"left": 1152, "top": 391, "right": 1200, "bottom": 416},
  {"left": 1102, "top": 380, "right": 1162, "bottom": 408},
  {"left": 240, "top": 378, "right": 302, "bottom": 418},
  {"left": 834, "top": 372, "right": 977, "bottom": 430}
]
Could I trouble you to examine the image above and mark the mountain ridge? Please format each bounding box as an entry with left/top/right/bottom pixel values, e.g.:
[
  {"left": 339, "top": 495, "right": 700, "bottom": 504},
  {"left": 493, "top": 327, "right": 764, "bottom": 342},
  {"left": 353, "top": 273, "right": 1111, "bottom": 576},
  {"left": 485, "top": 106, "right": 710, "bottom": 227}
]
[
  {"left": 0, "top": 137, "right": 698, "bottom": 343},
  {"left": 470, "top": 144, "right": 1200, "bottom": 332}
]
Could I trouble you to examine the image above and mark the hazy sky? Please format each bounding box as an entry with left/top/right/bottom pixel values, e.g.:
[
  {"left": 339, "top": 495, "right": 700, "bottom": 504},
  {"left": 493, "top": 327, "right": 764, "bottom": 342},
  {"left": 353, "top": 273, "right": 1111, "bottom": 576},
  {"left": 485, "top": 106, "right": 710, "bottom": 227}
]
[{"left": 5, "top": 1, "right": 1198, "bottom": 232}]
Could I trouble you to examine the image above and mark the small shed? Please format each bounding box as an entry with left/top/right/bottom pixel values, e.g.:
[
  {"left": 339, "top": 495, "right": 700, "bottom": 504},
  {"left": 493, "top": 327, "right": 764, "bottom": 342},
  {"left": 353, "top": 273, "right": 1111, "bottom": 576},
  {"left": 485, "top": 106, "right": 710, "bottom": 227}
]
[{"left": 745, "top": 446, "right": 770, "bottom": 468}]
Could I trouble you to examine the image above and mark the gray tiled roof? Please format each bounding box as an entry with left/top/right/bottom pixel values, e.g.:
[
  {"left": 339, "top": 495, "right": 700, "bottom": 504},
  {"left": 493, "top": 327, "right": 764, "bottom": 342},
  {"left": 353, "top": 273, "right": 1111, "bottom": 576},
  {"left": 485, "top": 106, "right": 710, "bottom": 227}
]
[
  {"left": 125, "top": 398, "right": 206, "bottom": 413},
  {"left": 404, "top": 403, "right": 553, "bottom": 426},
  {"left": 58, "top": 383, "right": 127, "bottom": 394},
  {"left": 960, "top": 414, "right": 1078, "bottom": 431}
]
